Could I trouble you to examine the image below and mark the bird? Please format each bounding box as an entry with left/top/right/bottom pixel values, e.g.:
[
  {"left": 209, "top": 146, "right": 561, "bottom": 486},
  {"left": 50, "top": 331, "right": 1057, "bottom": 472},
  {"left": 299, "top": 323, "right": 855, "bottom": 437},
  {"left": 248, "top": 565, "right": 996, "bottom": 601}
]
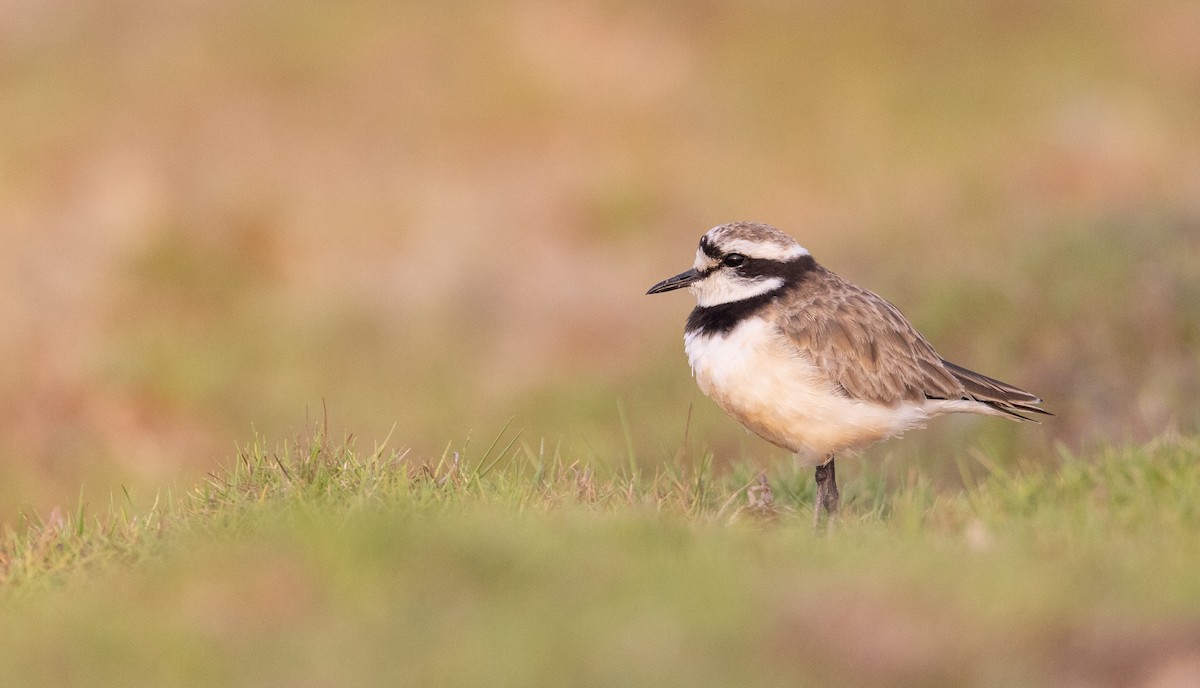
[{"left": 646, "top": 221, "right": 1048, "bottom": 526}]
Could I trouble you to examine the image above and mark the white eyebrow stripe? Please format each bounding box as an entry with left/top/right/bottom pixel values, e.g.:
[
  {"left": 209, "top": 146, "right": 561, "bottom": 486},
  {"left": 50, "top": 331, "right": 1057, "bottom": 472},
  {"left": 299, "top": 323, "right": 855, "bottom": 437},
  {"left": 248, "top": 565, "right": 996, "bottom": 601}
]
[{"left": 720, "top": 239, "right": 809, "bottom": 261}]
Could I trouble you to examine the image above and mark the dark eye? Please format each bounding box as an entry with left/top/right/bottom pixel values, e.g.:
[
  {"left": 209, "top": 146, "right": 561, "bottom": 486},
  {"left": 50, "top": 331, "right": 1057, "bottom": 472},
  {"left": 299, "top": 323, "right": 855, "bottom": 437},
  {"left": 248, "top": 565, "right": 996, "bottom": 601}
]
[{"left": 722, "top": 253, "right": 747, "bottom": 267}]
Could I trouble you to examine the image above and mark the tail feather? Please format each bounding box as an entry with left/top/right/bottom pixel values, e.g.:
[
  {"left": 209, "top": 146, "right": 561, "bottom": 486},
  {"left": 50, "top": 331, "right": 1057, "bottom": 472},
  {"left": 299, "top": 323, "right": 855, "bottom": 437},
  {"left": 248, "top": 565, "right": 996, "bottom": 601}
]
[{"left": 940, "top": 359, "right": 1051, "bottom": 422}]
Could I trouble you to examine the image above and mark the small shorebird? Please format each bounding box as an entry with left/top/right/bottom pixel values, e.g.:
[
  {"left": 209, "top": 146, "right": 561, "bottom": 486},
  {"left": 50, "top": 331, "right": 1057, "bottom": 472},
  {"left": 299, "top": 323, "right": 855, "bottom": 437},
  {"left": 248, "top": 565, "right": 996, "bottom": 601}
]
[{"left": 647, "top": 222, "right": 1048, "bottom": 526}]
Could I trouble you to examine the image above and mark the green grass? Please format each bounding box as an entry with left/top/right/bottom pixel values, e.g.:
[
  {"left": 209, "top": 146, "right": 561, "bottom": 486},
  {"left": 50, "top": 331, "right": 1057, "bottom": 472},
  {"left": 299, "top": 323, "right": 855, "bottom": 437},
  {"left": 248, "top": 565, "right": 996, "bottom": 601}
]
[
  {"left": 3, "top": 3, "right": 1199, "bottom": 684},
  {"left": 3, "top": 426, "right": 1199, "bottom": 687}
]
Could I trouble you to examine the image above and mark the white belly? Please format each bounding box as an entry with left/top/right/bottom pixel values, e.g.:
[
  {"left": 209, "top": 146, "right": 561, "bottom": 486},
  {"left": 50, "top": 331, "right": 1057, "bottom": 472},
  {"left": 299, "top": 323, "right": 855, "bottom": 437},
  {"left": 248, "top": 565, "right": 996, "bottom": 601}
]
[{"left": 684, "top": 317, "right": 934, "bottom": 463}]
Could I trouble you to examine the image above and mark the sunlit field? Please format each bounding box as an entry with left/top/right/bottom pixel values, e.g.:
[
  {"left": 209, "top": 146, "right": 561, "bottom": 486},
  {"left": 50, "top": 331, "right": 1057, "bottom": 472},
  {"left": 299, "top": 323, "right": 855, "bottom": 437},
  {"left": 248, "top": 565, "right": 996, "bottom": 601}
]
[
  {"left": 2, "top": 1, "right": 1199, "bottom": 685},
  {"left": 3, "top": 430, "right": 1200, "bottom": 686}
]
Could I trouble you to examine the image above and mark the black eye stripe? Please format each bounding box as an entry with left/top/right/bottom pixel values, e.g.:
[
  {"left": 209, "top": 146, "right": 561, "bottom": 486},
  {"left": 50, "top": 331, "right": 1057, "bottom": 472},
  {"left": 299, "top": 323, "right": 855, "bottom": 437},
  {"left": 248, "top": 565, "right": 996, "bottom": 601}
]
[{"left": 736, "top": 255, "right": 816, "bottom": 281}]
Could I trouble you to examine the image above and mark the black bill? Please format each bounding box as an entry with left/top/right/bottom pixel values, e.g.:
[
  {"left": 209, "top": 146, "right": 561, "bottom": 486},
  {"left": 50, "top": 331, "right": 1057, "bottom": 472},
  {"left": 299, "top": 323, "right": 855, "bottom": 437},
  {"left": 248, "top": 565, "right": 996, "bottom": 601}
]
[{"left": 646, "top": 268, "right": 703, "bottom": 295}]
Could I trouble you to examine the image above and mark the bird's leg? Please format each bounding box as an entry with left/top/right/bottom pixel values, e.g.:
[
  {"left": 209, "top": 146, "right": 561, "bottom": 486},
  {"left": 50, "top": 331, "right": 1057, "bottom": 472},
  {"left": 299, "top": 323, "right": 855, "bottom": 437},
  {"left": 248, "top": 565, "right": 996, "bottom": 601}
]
[{"left": 813, "top": 454, "right": 839, "bottom": 530}]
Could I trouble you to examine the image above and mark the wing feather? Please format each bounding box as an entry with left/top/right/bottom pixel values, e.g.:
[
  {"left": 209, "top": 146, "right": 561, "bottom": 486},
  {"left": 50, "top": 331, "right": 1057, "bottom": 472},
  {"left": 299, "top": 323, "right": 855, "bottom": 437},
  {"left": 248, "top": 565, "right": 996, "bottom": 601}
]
[
  {"left": 777, "top": 268, "right": 963, "bottom": 405},
  {"left": 776, "top": 268, "right": 1050, "bottom": 419},
  {"left": 773, "top": 266, "right": 1048, "bottom": 424},
  {"left": 939, "top": 359, "right": 1050, "bottom": 420}
]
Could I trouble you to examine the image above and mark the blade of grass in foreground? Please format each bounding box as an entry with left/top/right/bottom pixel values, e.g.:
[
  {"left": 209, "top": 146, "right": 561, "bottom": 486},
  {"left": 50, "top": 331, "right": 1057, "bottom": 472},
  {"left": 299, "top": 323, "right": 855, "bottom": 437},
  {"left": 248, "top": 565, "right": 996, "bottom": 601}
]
[{"left": 1, "top": 432, "right": 1199, "bottom": 687}]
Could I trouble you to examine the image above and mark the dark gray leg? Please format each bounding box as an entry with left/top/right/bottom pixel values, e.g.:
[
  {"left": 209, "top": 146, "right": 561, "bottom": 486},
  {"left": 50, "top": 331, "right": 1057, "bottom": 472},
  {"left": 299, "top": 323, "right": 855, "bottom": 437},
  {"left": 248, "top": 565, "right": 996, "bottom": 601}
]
[{"left": 813, "top": 454, "right": 839, "bottom": 530}]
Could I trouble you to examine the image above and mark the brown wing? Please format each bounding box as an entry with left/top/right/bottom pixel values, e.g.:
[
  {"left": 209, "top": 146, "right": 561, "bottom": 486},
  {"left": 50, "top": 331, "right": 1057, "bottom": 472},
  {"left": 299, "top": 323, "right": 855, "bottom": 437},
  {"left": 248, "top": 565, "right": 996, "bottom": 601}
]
[
  {"left": 775, "top": 267, "right": 967, "bottom": 406},
  {"left": 938, "top": 359, "right": 1050, "bottom": 420},
  {"left": 776, "top": 266, "right": 1050, "bottom": 419}
]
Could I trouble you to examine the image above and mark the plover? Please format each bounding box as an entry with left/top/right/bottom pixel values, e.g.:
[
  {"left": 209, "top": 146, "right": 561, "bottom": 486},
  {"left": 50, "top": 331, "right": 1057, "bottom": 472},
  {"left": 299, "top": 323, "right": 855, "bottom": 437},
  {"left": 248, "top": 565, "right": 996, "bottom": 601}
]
[{"left": 647, "top": 221, "right": 1048, "bottom": 525}]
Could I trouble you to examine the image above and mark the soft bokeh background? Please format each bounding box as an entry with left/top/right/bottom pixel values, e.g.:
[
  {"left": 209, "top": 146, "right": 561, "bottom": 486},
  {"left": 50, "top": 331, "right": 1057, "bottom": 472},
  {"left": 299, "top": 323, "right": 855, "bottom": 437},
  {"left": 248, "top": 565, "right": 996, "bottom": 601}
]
[{"left": 3, "top": 0, "right": 1199, "bottom": 520}]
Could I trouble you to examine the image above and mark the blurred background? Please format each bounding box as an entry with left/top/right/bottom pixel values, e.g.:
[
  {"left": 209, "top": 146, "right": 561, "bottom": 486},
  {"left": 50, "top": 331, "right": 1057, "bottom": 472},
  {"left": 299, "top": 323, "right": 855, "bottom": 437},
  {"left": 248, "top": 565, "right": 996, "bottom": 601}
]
[{"left": 2, "top": 0, "right": 1198, "bottom": 521}]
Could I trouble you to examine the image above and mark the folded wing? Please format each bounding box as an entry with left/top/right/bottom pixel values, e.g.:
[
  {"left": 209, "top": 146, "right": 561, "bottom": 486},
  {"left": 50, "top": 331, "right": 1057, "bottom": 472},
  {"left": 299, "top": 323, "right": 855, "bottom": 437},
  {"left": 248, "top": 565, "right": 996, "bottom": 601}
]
[{"left": 777, "top": 268, "right": 1048, "bottom": 420}]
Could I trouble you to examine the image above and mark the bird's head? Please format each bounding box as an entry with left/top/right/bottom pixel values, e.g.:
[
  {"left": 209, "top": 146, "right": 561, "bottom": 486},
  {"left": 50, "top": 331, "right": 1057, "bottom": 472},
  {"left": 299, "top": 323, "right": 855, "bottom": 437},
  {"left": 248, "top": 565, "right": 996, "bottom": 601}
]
[{"left": 646, "top": 222, "right": 811, "bottom": 306}]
